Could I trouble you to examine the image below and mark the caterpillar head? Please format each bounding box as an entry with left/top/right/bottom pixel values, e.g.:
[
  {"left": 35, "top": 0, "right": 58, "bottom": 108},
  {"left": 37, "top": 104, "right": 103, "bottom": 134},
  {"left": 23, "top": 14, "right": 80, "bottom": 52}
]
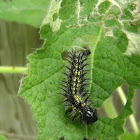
[{"left": 83, "top": 107, "right": 98, "bottom": 124}]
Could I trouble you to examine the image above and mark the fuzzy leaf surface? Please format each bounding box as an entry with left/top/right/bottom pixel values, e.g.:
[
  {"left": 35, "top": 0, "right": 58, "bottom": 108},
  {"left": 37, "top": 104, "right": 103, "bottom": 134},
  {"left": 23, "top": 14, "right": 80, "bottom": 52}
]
[{"left": 121, "top": 132, "right": 140, "bottom": 140}]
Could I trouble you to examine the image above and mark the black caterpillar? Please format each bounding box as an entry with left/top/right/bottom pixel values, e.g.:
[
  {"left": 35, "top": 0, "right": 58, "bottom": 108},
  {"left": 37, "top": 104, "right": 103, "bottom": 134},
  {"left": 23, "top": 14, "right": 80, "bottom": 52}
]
[{"left": 60, "top": 49, "right": 98, "bottom": 124}]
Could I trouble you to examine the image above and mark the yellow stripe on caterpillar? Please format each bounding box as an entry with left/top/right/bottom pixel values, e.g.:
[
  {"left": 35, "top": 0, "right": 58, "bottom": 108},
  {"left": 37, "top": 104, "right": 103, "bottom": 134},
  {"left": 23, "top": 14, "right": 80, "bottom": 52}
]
[{"left": 74, "top": 95, "right": 82, "bottom": 103}]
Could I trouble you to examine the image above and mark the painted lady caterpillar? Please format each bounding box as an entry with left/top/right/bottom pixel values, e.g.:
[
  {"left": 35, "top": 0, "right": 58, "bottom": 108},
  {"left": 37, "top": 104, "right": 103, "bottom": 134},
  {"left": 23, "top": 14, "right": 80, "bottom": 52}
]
[{"left": 60, "top": 49, "right": 98, "bottom": 124}]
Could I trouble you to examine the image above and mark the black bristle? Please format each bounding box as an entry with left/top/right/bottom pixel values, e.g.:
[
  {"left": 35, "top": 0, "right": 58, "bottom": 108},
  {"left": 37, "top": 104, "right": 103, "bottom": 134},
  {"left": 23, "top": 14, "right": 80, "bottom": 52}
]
[
  {"left": 81, "top": 92, "right": 88, "bottom": 97},
  {"left": 83, "top": 137, "right": 90, "bottom": 140},
  {"left": 84, "top": 96, "right": 90, "bottom": 103},
  {"left": 59, "top": 136, "right": 65, "bottom": 140},
  {"left": 65, "top": 66, "right": 72, "bottom": 71}
]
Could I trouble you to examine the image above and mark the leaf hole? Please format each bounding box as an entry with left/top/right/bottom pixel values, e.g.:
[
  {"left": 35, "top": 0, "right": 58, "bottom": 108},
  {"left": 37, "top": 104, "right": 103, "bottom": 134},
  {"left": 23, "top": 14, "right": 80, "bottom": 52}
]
[
  {"left": 113, "top": 83, "right": 129, "bottom": 116},
  {"left": 98, "top": 83, "right": 129, "bottom": 118},
  {"left": 125, "top": 88, "right": 140, "bottom": 132},
  {"left": 61, "top": 50, "right": 70, "bottom": 60}
]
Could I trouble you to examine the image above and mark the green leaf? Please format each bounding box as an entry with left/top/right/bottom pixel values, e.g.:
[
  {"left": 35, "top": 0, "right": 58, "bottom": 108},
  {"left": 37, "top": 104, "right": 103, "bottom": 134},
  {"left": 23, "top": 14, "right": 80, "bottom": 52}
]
[
  {"left": 0, "top": 134, "right": 6, "bottom": 140},
  {"left": 0, "top": 0, "right": 50, "bottom": 27},
  {"left": 121, "top": 132, "right": 140, "bottom": 140},
  {"left": 19, "top": 0, "right": 140, "bottom": 140}
]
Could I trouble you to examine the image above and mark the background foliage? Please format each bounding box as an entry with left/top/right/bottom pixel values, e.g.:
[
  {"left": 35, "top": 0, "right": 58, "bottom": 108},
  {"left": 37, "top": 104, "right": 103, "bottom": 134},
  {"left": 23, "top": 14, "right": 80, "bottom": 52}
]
[{"left": 0, "top": 0, "right": 140, "bottom": 140}]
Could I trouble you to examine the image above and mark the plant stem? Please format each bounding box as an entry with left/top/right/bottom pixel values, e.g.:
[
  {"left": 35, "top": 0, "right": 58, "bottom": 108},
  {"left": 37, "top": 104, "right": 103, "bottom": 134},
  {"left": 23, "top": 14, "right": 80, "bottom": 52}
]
[
  {"left": 116, "top": 87, "right": 139, "bottom": 134},
  {"left": 0, "top": 66, "right": 26, "bottom": 73}
]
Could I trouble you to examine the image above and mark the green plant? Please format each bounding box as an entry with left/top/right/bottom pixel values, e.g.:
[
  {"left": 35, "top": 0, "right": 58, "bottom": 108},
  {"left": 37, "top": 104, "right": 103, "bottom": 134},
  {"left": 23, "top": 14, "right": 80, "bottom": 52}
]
[
  {"left": 0, "top": 0, "right": 140, "bottom": 140},
  {"left": 0, "top": 134, "right": 6, "bottom": 140}
]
